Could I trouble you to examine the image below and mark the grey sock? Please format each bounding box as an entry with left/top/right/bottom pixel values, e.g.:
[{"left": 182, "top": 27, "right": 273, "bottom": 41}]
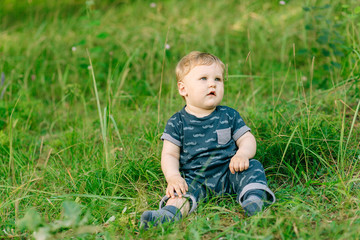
[
  {"left": 140, "top": 205, "right": 182, "bottom": 229},
  {"left": 242, "top": 195, "right": 264, "bottom": 217}
]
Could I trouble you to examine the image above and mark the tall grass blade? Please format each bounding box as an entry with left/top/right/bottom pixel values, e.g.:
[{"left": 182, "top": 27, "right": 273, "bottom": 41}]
[
  {"left": 338, "top": 104, "right": 347, "bottom": 178},
  {"left": 87, "top": 49, "right": 110, "bottom": 170},
  {"left": 109, "top": 115, "right": 124, "bottom": 150},
  {"left": 9, "top": 96, "right": 21, "bottom": 185},
  {"left": 345, "top": 100, "right": 360, "bottom": 179},
  {"left": 345, "top": 100, "right": 360, "bottom": 154},
  {"left": 157, "top": 26, "right": 170, "bottom": 126},
  {"left": 277, "top": 125, "right": 298, "bottom": 175}
]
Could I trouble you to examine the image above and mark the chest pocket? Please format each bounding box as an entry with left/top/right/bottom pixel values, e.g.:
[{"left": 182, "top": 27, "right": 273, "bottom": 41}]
[{"left": 216, "top": 128, "right": 231, "bottom": 145}]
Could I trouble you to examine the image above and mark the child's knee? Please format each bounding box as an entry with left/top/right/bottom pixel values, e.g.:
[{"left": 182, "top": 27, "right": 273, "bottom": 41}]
[{"left": 249, "top": 159, "right": 264, "bottom": 170}]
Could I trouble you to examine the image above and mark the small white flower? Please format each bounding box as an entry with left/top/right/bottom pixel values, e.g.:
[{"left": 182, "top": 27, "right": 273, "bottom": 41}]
[
  {"left": 165, "top": 44, "right": 170, "bottom": 50},
  {"left": 150, "top": 2, "right": 156, "bottom": 8},
  {"left": 279, "top": 1, "right": 286, "bottom": 5},
  {"left": 72, "top": 46, "right": 77, "bottom": 51},
  {"left": 88, "top": 65, "right": 92, "bottom": 70},
  {"left": 301, "top": 76, "right": 308, "bottom": 81}
]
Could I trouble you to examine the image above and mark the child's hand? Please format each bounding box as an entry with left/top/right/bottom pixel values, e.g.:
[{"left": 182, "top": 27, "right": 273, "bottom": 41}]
[
  {"left": 166, "top": 175, "right": 188, "bottom": 199},
  {"left": 229, "top": 153, "right": 249, "bottom": 174}
]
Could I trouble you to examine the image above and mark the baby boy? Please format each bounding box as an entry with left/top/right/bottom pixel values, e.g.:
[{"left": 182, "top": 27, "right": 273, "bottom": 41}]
[{"left": 141, "top": 51, "right": 275, "bottom": 228}]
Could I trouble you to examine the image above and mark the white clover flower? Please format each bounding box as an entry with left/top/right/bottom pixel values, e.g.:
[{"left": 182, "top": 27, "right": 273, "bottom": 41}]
[
  {"left": 301, "top": 76, "right": 308, "bottom": 81},
  {"left": 165, "top": 44, "right": 170, "bottom": 50},
  {"left": 150, "top": 2, "right": 156, "bottom": 8},
  {"left": 88, "top": 65, "right": 92, "bottom": 70},
  {"left": 279, "top": 1, "right": 286, "bottom": 5},
  {"left": 72, "top": 46, "right": 77, "bottom": 52}
]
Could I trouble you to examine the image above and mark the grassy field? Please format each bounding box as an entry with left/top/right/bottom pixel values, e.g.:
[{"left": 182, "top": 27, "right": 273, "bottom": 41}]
[{"left": 1, "top": 0, "right": 360, "bottom": 239}]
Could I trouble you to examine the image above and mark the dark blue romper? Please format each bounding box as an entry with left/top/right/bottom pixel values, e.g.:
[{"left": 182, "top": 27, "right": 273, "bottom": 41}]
[{"left": 161, "top": 106, "right": 275, "bottom": 206}]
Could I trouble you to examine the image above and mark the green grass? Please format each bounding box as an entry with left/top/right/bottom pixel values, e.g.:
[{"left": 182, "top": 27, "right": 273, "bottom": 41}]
[{"left": 1, "top": 0, "right": 360, "bottom": 239}]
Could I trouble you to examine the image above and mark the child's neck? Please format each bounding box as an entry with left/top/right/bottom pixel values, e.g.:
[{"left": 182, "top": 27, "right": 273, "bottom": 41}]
[{"left": 185, "top": 105, "right": 216, "bottom": 118}]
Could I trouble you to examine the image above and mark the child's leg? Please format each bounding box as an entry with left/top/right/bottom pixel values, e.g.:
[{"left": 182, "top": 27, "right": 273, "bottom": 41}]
[
  {"left": 140, "top": 180, "right": 204, "bottom": 229},
  {"left": 140, "top": 197, "right": 189, "bottom": 229},
  {"left": 141, "top": 205, "right": 182, "bottom": 229},
  {"left": 228, "top": 159, "right": 275, "bottom": 216},
  {"left": 166, "top": 197, "right": 190, "bottom": 216}
]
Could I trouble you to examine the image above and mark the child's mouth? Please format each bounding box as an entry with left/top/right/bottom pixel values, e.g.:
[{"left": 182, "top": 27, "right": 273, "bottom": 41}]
[{"left": 208, "top": 91, "right": 216, "bottom": 96}]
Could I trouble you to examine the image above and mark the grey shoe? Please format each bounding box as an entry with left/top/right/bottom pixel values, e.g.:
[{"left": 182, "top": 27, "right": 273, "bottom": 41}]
[
  {"left": 242, "top": 195, "right": 264, "bottom": 216},
  {"left": 141, "top": 193, "right": 198, "bottom": 229},
  {"left": 140, "top": 205, "right": 182, "bottom": 229}
]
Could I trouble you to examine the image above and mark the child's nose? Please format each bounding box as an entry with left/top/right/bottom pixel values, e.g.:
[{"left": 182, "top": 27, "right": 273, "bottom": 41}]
[{"left": 208, "top": 78, "right": 216, "bottom": 87}]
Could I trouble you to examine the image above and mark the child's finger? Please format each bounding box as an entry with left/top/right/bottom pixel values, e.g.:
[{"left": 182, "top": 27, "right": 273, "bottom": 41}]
[
  {"left": 170, "top": 186, "right": 177, "bottom": 198},
  {"left": 166, "top": 186, "right": 173, "bottom": 197},
  {"left": 229, "top": 162, "right": 235, "bottom": 174},
  {"left": 170, "top": 190, "right": 177, "bottom": 199},
  {"left": 229, "top": 161, "right": 234, "bottom": 174},
  {"left": 240, "top": 160, "right": 249, "bottom": 171},
  {"left": 244, "top": 160, "right": 249, "bottom": 170},
  {"left": 234, "top": 162, "right": 240, "bottom": 172},
  {"left": 180, "top": 185, "right": 187, "bottom": 195},
  {"left": 239, "top": 161, "right": 244, "bottom": 171},
  {"left": 174, "top": 186, "right": 182, "bottom": 198}
]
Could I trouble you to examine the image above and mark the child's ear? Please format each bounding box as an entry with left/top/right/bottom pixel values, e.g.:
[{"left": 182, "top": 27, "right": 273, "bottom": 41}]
[{"left": 178, "top": 81, "right": 187, "bottom": 97}]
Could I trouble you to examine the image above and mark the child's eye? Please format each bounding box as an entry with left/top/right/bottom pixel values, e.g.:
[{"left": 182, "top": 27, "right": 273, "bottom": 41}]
[
  {"left": 215, "top": 78, "right": 222, "bottom": 81},
  {"left": 200, "top": 77, "right": 207, "bottom": 80}
]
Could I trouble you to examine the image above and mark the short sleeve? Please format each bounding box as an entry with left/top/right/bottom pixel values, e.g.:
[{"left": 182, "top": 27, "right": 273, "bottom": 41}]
[
  {"left": 160, "top": 113, "right": 182, "bottom": 147},
  {"left": 232, "top": 110, "right": 251, "bottom": 141}
]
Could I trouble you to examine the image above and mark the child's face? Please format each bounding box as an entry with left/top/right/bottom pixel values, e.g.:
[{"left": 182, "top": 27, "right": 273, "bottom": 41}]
[{"left": 178, "top": 63, "right": 224, "bottom": 112}]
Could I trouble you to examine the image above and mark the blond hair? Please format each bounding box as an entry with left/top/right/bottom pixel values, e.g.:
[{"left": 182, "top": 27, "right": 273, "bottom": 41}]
[{"left": 175, "top": 51, "right": 225, "bottom": 82}]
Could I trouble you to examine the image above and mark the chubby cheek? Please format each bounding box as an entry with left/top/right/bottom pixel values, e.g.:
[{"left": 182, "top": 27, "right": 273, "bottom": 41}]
[{"left": 218, "top": 86, "right": 224, "bottom": 97}]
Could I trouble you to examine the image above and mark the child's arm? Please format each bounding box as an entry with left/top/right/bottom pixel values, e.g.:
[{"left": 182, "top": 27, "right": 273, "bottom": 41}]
[
  {"left": 161, "top": 140, "right": 188, "bottom": 198},
  {"left": 229, "top": 131, "right": 256, "bottom": 174}
]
